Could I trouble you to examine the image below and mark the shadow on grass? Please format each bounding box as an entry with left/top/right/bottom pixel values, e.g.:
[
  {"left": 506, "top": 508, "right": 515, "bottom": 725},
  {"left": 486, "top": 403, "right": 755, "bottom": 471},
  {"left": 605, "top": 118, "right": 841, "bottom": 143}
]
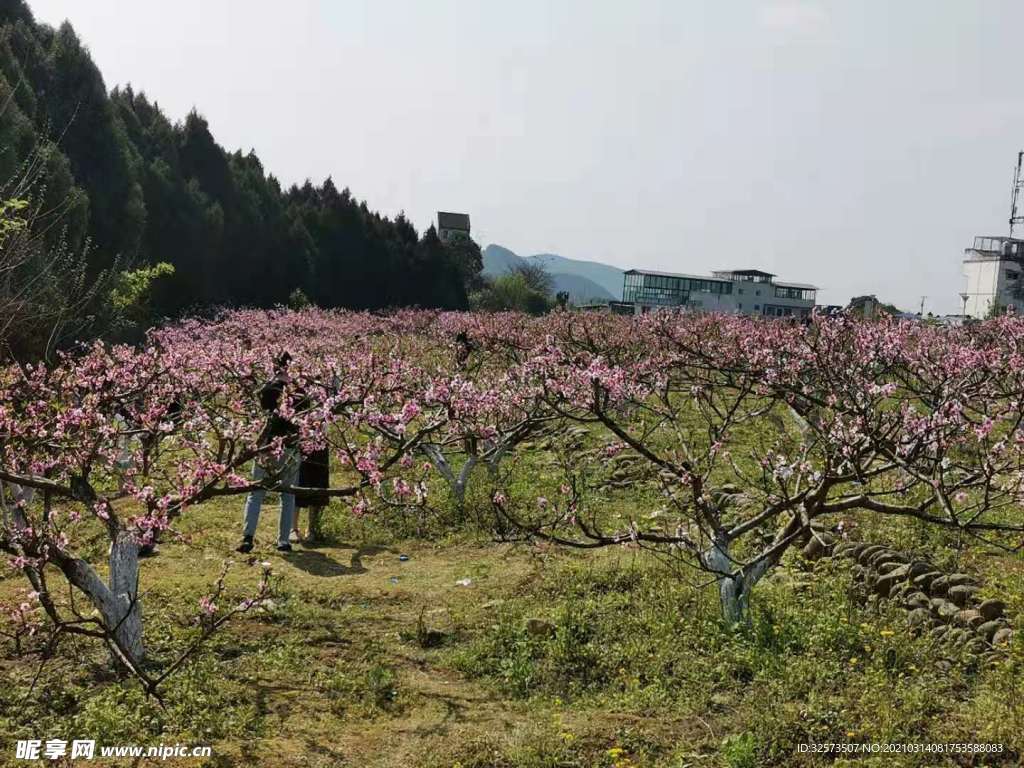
[{"left": 284, "top": 544, "right": 395, "bottom": 577}]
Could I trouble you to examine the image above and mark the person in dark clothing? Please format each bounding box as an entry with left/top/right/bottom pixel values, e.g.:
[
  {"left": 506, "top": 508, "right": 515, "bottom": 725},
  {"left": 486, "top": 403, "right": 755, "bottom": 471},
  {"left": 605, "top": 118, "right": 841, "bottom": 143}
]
[
  {"left": 292, "top": 447, "right": 330, "bottom": 543},
  {"left": 454, "top": 330, "right": 475, "bottom": 370},
  {"left": 237, "top": 352, "right": 300, "bottom": 553}
]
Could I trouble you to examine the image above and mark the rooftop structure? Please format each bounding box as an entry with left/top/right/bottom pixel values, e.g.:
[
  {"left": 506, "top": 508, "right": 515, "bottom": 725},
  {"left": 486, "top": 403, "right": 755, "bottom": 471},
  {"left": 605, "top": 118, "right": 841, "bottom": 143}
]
[
  {"left": 620, "top": 268, "right": 817, "bottom": 318},
  {"left": 437, "top": 211, "right": 471, "bottom": 243}
]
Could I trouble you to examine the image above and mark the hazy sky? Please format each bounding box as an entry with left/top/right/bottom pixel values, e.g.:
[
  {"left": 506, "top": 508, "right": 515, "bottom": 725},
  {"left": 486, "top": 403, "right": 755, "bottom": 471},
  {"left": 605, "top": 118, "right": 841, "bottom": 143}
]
[{"left": 26, "top": 0, "right": 1024, "bottom": 312}]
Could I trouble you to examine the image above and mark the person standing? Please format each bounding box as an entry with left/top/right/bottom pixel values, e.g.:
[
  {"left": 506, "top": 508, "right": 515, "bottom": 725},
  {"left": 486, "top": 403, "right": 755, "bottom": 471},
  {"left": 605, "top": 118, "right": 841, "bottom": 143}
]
[
  {"left": 237, "top": 352, "right": 300, "bottom": 553},
  {"left": 292, "top": 447, "right": 330, "bottom": 543}
]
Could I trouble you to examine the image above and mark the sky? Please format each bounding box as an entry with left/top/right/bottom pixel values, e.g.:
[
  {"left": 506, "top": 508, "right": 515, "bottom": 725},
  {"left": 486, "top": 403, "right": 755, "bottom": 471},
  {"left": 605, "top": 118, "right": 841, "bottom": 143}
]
[{"left": 25, "top": 0, "right": 1024, "bottom": 313}]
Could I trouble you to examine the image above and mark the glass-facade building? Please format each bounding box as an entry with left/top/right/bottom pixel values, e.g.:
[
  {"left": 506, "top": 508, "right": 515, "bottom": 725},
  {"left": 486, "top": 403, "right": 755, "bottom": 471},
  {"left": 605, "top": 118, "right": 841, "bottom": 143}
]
[
  {"left": 620, "top": 268, "right": 817, "bottom": 316},
  {"left": 621, "top": 271, "right": 732, "bottom": 308}
]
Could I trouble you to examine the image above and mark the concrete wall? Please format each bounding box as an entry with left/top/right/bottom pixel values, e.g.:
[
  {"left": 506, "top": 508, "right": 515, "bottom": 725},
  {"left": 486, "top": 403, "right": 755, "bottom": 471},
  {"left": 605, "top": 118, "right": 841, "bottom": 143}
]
[{"left": 963, "top": 257, "right": 1024, "bottom": 318}]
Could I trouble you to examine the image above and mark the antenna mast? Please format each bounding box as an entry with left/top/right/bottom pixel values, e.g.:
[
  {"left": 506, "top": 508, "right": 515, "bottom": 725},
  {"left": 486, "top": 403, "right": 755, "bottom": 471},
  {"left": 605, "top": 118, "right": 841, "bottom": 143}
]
[{"left": 1011, "top": 151, "right": 1024, "bottom": 237}]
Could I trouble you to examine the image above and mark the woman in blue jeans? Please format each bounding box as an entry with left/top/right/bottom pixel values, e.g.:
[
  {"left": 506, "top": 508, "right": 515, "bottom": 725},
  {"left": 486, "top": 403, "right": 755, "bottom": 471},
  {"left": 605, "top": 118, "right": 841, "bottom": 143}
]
[{"left": 237, "top": 353, "right": 301, "bottom": 553}]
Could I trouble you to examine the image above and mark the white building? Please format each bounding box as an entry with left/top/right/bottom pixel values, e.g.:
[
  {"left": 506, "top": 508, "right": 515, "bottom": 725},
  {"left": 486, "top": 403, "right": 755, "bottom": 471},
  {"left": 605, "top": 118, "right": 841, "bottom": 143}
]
[
  {"left": 620, "top": 268, "right": 817, "bottom": 317},
  {"left": 962, "top": 236, "right": 1024, "bottom": 318}
]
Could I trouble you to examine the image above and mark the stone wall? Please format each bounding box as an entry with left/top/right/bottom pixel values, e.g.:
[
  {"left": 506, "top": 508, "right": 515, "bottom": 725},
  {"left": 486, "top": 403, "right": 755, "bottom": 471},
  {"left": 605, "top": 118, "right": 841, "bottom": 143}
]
[{"left": 804, "top": 534, "right": 1014, "bottom": 665}]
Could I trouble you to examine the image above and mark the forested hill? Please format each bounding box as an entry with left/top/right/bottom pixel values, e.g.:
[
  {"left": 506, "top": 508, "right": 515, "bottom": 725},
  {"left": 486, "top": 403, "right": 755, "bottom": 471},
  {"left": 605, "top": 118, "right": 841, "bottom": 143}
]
[{"left": 0, "top": 0, "right": 481, "bottom": 317}]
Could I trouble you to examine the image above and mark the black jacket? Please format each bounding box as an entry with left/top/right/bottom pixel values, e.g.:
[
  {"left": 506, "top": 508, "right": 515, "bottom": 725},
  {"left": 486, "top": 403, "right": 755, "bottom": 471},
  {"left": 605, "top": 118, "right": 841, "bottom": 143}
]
[{"left": 259, "top": 375, "right": 299, "bottom": 441}]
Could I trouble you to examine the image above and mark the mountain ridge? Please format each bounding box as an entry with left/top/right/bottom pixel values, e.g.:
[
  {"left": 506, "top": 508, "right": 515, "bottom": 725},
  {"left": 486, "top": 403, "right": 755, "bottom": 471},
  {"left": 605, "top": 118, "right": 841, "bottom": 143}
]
[{"left": 482, "top": 244, "right": 624, "bottom": 303}]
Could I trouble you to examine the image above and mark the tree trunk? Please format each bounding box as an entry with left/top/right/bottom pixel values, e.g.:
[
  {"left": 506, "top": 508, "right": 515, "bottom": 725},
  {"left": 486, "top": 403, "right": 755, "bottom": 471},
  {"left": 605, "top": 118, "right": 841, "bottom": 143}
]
[
  {"left": 703, "top": 537, "right": 758, "bottom": 625},
  {"left": 421, "top": 444, "right": 476, "bottom": 512},
  {"left": 107, "top": 530, "right": 144, "bottom": 664},
  {"left": 717, "top": 571, "right": 754, "bottom": 625},
  {"left": 59, "top": 531, "right": 145, "bottom": 667},
  {"left": 5, "top": 482, "right": 145, "bottom": 667}
]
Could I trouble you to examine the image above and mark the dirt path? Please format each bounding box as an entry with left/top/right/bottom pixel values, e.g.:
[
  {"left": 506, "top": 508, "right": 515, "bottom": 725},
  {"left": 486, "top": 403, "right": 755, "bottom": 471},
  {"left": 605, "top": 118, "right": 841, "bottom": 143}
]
[{"left": 153, "top": 526, "right": 545, "bottom": 767}]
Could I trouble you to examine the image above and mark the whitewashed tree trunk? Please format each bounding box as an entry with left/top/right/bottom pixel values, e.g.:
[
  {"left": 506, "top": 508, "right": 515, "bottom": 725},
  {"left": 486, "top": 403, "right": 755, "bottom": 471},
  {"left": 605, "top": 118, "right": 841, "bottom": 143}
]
[
  {"left": 421, "top": 444, "right": 477, "bottom": 510},
  {"left": 107, "top": 530, "right": 144, "bottom": 663},
  {"left": 59, "top": 533, "right": 145, "bottom": 667},
  {"left": 703, "top": 527, "right": 790, "bottom": 625},
  {"left": 702, "top": 536, "right": 773, "bottom": 625},
  {"left": 704, "top": 540, "right": 746, "bottom": 624}
]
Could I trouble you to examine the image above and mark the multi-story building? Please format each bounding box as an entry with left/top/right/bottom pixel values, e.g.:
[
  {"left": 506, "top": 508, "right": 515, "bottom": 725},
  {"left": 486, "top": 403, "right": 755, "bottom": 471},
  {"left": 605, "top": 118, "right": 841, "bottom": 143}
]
[
  {"left": 620, "top": 268, "right": 817, "bottom": 317},
  {"left": 437, "top": 211, "right": 471, "bottom": 243},
  {"left": 961, "top": 235, "right": 1024, "bottom": 318}
]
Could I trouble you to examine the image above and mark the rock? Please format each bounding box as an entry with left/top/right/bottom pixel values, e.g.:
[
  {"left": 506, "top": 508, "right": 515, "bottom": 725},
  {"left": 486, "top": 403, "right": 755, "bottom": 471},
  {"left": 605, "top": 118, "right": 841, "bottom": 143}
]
[
  {"left": 977, "top": 620, "right": 1005, "bottom": 641},
  {"left": 934, "top": 660, "right": 953, "bottom": 673},
  {"left": 848, "top": 543, "right": 869, "bottom": 558},
  {"left": 875, "top": 567, "right": 911, "bottom": 596},
  {"left": 907, "top": 562, "right": 933, "bottom": 580},
  {"left": 946, "top": 573, "right": 976, "bottom": 588},
  {"left": 889, "top": 583, "right": 911, "bottom": 600},
  {"left": 947, "top": 584, "right": 978, "bottom": 608},
  {"left": 954, "top": 609, "right": 983, "bottom": 630},
  {"left": 525, "top": 618, "right": 556, "bottom": 638},
  {"left": 907, "top": 608, "right": 932, "bottom": 628},
  {"left": 913, "top": 571, "right": 943, "bottom": 591},
  {"left": 874, "top": 551, "right": 909, "bottom": 568},
  {"left": 874, "top": 575, "right": 897, "bottom": 596},
  {"left": 885, "top": 563, "right": 912, "bottom": 580},
  {"left": 850, "top": 564, "right": 866, "bottom": 580},
  {"left": 858, "top": 545, "right": 887, "bottom": 564},
  {"left": 877, "top": 561, "right": 905, "bottom": 575},
  {"left": 992, "top": 628, "right": 1014, "bottom": 647},
  {"left": 903, "top": 591, "right": 931, "bottom": 610},
  {"left": 832, "top": 542, "right": 856, "bottom": 559},
  {"left": 930, "top": 625, "right": 950, "bottom": 641},
  {"left": 929, "top": 576, "right": 951, "bottom": 597},
  {"left": 978, "top": 599, "right": 1006, "bottom": 622},
  {"left": 868, "top": 550, "right": 898, "bottom": 567},
  {"left": 802, "top": 538, "right": 828, "bottom": 560},
  {"left": 964, "top": 638, "right": 988, "bottom": 654},
  {"left": 931, "top": 599, "right": 959, "bottom": 621}
]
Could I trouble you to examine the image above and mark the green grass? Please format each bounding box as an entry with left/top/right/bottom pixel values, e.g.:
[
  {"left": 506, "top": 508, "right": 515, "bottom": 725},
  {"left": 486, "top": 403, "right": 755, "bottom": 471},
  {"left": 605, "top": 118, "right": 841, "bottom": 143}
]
[{"left": 0, "top": 435, "right": 1022, "bottom": 767}]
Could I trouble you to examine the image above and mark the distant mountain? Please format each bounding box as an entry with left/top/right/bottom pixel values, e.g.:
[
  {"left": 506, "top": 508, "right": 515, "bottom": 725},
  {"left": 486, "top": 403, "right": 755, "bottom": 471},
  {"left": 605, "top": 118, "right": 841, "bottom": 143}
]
[
  {"left": 547, "top": 273, "right": 616, "bottom": 303},
  {"left": 524, "top": 253, "right": 625, "bottom": 299},
  {"left": 482, "top": 244, "right": 624, "bottom": 303},
  {"left": 481, "top": 244, "right": 526, "bottom": 276}
]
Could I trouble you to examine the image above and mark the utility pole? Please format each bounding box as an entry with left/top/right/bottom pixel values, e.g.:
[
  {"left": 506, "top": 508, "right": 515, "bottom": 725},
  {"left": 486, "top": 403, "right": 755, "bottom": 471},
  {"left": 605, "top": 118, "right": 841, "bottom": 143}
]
[
  {"left": 919, "top": 296, "right": 927, "bottom": 317},
  {"left": 1011, "top": 151, "right": 1024, "bottom": 237}
]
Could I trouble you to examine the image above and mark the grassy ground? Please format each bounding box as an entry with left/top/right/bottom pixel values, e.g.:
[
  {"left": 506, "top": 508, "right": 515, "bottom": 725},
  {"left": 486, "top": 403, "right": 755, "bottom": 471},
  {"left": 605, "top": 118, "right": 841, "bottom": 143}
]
[{"left": 1, "top": 463, "right": 1023, "bottom": 766}]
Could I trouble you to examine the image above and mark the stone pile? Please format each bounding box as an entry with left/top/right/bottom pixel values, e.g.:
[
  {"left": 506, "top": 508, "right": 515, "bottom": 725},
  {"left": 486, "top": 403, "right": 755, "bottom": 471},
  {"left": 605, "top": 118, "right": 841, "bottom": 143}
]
[
  {"left": 600, "top": 450, "right": 654, "bottom": 490},
  {"left": 804, "top": 534, "right": 1014, "bottom": 663}
]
